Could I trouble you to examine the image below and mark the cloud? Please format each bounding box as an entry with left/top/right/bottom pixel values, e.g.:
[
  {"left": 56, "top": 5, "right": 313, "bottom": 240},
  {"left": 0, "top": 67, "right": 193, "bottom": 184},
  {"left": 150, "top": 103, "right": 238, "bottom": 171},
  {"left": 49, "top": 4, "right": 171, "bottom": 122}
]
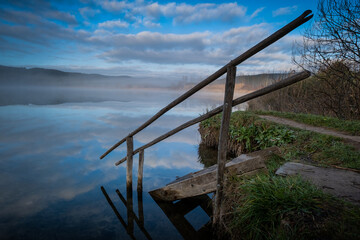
[
  {"left": 90, "top": 24, "right": 273, "bottom": 65},
  {"left": 99, "top": 0, "right": 129, "bottom": 12},
  {"left": 250, "top": 7, "right": 265, "bottom": 18},
  {"left": 0, "top": 1, "right": 303, "bottom": 76},
  {"left": 143, "top": 19, "right": 161, "bottom": 28},
  {"left": 145, "top": 2, "right": 247, "bottom": 24},
  {"left": 272, "top": 5, "right": 298, "bottom": 17},
  {"left": 97, "top": 1, "right": 247, "bottom": 24},
  {"left": 44, "top": 10, "right": 78, "bottom": 25},
  {"left": 79, "top": 6, "right": 100, "bottom": 19},
  {"left": 98, "top": 19, "right": 129, "bottom": 28}
]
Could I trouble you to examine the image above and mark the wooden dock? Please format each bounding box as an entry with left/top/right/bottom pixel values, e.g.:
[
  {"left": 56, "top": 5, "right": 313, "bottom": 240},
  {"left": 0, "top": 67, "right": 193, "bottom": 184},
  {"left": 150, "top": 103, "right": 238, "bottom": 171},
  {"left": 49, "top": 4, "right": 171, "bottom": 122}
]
[{"left": 149, "top": 147, "right": 280, "bottom": 201}]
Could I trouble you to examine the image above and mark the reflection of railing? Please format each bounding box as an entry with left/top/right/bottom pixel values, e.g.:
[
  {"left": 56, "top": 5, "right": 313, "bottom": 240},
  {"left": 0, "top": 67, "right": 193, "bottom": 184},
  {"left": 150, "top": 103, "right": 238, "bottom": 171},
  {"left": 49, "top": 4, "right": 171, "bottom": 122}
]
[
  {"left": 101, "top": 179, "right": 213, "bottom": 240},
  {"left": 100, "top": 10, "right": 313, "bottom": 224},
  {"left": 152, "top": 195, "right": 213, "bottom": 240},
  {"left": 101, "top": 185, "right": 152, "bottom": 240}
]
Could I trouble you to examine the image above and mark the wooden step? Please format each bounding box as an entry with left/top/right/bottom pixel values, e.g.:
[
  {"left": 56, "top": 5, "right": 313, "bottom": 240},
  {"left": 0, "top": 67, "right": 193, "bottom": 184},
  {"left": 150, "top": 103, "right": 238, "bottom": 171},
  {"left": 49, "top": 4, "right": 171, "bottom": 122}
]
[{"left": 149, "top": 147, "right": 280, "bottom": 201}]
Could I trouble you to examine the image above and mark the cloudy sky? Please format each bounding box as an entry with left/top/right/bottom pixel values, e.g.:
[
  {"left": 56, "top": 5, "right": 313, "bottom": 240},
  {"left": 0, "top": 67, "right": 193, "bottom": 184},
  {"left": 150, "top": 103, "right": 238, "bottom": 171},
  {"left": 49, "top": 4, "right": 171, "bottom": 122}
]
[{"left": 0, "top": 0, "right": 317, "bottom": 79}]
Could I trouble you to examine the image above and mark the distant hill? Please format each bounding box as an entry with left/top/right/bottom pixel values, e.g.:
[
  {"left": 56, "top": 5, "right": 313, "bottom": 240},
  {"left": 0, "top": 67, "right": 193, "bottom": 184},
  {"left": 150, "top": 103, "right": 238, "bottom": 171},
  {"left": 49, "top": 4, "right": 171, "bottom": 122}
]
[{"left": 0, "top": 65, "right": 131, "bottom": 88}]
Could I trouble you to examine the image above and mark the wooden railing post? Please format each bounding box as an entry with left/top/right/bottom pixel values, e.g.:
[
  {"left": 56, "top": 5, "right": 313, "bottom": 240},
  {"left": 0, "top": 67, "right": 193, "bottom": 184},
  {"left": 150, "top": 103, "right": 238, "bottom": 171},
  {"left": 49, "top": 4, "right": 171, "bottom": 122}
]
[
  {"left": 126, "top": 136, "right": 134, "bottom": 188},
  {"left": 213, "top": 65, "right": 236, "bottom": 225},
  {"left": 137, "top": 149, "right": 144, "bottom": 191},
  {"left": 126, "top": 136, "right": 134, "bottom": 233}
]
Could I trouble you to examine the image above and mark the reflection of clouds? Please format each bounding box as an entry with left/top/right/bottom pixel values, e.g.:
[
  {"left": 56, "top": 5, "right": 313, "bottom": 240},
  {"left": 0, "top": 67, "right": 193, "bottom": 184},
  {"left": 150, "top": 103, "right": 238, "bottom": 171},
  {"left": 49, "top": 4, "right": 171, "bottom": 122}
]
[{"left": 0, "top": 92, "right": 213, "bottom": 219}]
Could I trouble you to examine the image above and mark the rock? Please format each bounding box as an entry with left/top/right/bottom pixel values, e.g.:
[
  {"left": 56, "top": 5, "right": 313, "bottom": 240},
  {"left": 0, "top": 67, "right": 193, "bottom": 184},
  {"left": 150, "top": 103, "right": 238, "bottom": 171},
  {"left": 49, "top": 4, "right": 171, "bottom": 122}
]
[{"left": 276, "top": 162, "right": 360, "bottom": 205}]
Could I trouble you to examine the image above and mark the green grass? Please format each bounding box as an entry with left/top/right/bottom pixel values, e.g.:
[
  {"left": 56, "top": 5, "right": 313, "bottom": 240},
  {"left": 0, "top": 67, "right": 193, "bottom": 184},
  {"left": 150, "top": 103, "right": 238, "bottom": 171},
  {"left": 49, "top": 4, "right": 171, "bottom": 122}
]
[
  {"left": 228, "top": 174, "right": 360, "bottom": 240},
  {"left": 200, "top": 111, "right": 360, "bottom": 170},
  {"left": 199, "top": 111, "right": 360, "bottom": 239},
  {"left": 253, "top": 110, "right": 360, "bottom": 136},
  {"left": 282, "top": 130, "right": 360, "bottom": 170}
]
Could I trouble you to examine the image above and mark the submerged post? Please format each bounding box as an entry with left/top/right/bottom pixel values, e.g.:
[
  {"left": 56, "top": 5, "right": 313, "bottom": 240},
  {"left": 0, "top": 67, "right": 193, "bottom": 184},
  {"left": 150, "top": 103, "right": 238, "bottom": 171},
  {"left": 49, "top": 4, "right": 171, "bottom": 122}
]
[{"left": 213, "top": 65, "right": 236, "bottom": 225}]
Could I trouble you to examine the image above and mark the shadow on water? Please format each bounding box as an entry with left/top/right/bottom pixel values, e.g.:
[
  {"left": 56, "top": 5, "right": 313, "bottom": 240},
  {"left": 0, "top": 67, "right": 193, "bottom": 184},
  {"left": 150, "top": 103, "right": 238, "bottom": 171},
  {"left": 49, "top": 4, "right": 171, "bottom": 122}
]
[{"left": 101, "top": 179, "right": 213, "bottom": 239}]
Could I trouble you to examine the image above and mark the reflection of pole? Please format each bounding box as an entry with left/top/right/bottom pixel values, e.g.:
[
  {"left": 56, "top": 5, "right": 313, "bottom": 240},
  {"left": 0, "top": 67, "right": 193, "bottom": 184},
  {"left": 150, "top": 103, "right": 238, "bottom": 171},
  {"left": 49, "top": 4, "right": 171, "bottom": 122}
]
[
  {"left": 214, "top": 65, "right": 236, "bottom": 225},
  {"left": 100, "top": 186, "right": 136, "bottom": 240},
  {"left": 137, "top": 187, "right": 144, "bottom": 226},
  {"left": 126, "top": 179, "right": 134, "bottom": 234},
  {"left": 116, "top": 189, "right": 152, "bottom": 240},
  {"left": 137, "top": 150, "right": 144, "bottom": 191}
]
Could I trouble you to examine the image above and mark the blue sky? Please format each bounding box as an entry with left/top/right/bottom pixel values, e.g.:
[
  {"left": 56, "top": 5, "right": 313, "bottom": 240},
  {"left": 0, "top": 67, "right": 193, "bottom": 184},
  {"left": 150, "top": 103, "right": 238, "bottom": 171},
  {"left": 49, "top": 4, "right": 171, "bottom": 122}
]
[{"left": 0, "top": 0, "right": 317, "bottom": 79}]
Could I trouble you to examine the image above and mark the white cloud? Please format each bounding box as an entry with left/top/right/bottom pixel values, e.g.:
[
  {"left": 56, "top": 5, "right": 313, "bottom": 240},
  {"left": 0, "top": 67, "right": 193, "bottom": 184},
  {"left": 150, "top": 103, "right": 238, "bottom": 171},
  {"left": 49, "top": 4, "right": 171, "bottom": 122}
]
[
  {"left": 98, "top": 1, "right": 247, "bottom": 24},
  {"left": 98, "top": 19, "right": 129, "bottom": 28},
  {"left": 99, "top": 0, "right": 129, "bottom": 12},
  {"left": 79, "top": 7, "right": 100, "bottom": 19},
  {"left": 250, "top": 7, "right": 265, "bottom": 18},
  {"left": 143, "top": 19, "right": 161, "bottom": 28},
  {"left": 45, "top": 10, "right": 78, "bottom": 25},
  {"left": 272, "top": 5, "right": 298, "bottom": 17}
]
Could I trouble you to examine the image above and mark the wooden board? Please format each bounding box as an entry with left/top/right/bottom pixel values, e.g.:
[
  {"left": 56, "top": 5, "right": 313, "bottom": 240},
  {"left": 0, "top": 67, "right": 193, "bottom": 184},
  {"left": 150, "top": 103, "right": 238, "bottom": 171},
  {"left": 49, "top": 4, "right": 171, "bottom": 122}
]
[{"left": 149, "top": 147, "right": 279, "bottom": 201}]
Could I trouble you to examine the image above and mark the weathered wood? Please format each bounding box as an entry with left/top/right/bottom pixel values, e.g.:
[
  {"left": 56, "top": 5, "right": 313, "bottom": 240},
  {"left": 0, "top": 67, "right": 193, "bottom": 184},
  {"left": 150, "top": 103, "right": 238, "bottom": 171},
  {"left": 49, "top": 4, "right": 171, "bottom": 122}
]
[
  {"left": 115, "top": 71, "right": 310, "bottom": 166},
  {"left": 100, "top": 10, "right": 313, "bottom": 160},
  {"left": 214, "top": 65, "right": 236, "bottom": 224},
  {"left": 149, "top": 147, "right": 279, "bottom": 201},
  {"left": 126, "top": 136, "right": 134, "bottom": 234},
  {"left": 100, "top": 138, "right": 126, "bottom": 159},
  {"left": 126, "top": 136, "right": 134, "bottom": 188},
  {"left": 137, "top": 149, "right": 144, "bottom": 191}
]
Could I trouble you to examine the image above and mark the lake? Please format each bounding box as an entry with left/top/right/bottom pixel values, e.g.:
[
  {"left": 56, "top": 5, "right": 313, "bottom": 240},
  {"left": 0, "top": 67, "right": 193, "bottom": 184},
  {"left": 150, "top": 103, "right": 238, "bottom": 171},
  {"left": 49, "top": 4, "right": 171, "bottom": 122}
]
[{"left": 0, "top": 87, "right": 247, "bottom": 239}]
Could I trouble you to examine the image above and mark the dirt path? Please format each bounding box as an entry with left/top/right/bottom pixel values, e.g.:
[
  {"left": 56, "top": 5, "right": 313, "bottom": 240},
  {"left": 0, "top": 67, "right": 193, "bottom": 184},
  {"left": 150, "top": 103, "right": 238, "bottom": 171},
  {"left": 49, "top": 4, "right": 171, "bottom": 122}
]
[{"left": 259, "top": 115, "right": 360, "bottom": 151}]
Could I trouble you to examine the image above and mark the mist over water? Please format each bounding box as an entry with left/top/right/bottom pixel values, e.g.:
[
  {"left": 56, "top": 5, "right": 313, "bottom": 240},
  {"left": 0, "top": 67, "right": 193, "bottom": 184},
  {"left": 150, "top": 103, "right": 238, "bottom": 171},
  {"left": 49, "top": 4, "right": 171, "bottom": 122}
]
[{"left": 0, "top": 73, "right": 250, "bottom": 239}]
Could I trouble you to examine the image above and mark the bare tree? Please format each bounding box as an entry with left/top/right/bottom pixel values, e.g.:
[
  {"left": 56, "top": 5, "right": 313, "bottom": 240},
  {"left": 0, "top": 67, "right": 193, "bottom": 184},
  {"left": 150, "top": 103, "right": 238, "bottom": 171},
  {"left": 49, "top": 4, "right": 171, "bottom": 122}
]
[{"left": 294, "top": 0, "right": 360, "bottom": 119}]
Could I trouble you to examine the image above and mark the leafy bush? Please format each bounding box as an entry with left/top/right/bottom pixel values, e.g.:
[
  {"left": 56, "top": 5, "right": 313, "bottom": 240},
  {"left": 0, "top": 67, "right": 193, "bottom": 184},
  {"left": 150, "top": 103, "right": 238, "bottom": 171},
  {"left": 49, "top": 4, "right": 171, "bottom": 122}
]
[{"left": 230, "top": 122, "right": 295, "bottom": 153}]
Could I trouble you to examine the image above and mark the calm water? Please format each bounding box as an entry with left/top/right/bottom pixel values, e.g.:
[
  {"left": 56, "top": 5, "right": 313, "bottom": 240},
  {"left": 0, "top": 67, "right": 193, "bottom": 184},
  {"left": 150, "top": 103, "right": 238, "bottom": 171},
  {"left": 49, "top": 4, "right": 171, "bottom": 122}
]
[{"left": 0, "top": 87, "right": 247, "bottom": 239}]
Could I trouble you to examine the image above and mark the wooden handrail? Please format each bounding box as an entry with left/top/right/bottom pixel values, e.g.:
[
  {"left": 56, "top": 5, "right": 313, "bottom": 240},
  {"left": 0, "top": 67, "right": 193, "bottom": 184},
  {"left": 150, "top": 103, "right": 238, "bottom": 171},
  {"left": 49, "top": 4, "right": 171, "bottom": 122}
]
[
  {"left": 115, "top": 71, "right": 310, "bottom": 166},
  {"left": 100, "top": 10, "right": 313, "bottom": 160}
]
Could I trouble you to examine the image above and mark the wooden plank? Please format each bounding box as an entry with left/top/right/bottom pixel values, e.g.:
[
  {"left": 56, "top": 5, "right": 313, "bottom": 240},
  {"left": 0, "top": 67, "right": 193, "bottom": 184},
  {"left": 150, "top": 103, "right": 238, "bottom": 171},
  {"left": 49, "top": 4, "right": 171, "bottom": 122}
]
[
  {"left": 214, "top": 65, "right": 236, "bottom": 224},
  {"left": 100, "top": 10, "right": 313, "bottom": 160},
  {"left": 149, "top": 147, "right": 279, "bottom": 201},
  {"left": 115, "top": 71, "right": 310, "bottom": 166}
]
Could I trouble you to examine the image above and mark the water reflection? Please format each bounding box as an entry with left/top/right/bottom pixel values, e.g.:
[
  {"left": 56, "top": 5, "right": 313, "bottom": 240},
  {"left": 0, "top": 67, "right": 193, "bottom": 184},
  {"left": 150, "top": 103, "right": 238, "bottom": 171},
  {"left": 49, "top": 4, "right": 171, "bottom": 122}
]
[
  {"left": 151, "top": 195, "right": 213, "bottom": 240},
  {"left": 0, "top": 87, "right": 246, "bottom": 239},
  {"left": 101, "top": 180, "right": 213, "bottom": 240},
  {"left": 101, "top": 186, "right": 152, "bottom": 240}
]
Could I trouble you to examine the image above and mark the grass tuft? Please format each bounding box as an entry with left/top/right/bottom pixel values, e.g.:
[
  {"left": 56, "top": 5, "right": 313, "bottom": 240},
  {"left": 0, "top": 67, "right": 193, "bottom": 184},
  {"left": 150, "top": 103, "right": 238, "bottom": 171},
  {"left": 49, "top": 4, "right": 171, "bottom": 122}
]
[{"left": 229, "top": 174, "right": 360, "bottom": 240}]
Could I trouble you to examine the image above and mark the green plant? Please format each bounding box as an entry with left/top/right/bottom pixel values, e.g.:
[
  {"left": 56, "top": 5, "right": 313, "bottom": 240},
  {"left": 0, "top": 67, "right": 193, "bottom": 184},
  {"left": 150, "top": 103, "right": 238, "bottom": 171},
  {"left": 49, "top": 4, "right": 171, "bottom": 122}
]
[
  {"left": 231, "top": 175, "right": 339, "bottom": 240},
  {"left": 230, "top": 122, "right": 295, "bottom": 153}
]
